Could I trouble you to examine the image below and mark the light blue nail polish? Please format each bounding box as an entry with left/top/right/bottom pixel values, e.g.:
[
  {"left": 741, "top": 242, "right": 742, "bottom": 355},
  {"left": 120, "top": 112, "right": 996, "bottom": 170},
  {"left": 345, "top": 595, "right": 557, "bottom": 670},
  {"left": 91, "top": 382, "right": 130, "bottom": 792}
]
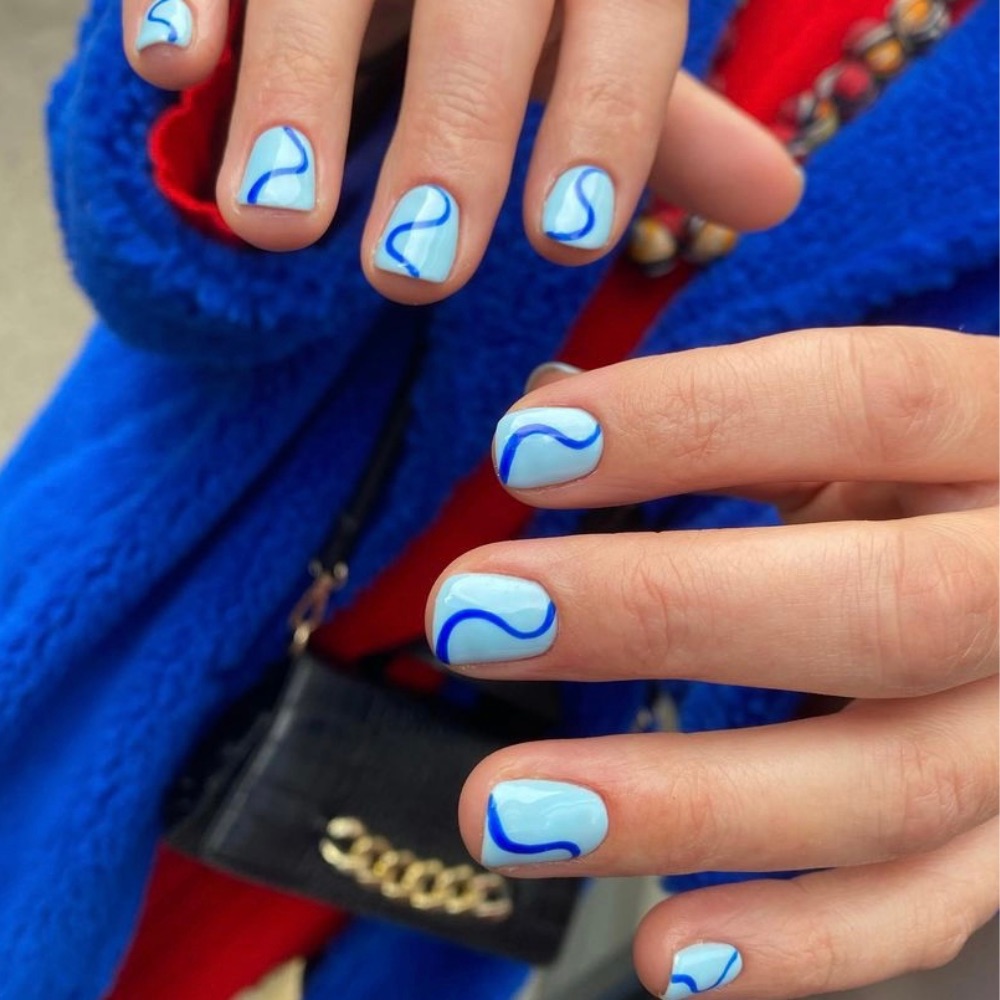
[
  {"left": 663, "top": 943, "right": 744, "bottom": 999},
  {"left": 432, "top": 573, "right": 556, "bottom": 666},
  {"left": 136, "top": 0, "right": 193, "bottom": 50},
  {"left": 374, "top": 184, "right": 459, "bottom": 283},
  {"left": 481, "top": 779, "right": 608, "bottom": 867},
  {"left": 543, "top": 165, "right": 615, "bottom": 250},
  {"left": 493, "top": 407, "right": 603, "bottom": 489},
  {"left": 237, "top": 126, "right": 316, "bottom": 212}
]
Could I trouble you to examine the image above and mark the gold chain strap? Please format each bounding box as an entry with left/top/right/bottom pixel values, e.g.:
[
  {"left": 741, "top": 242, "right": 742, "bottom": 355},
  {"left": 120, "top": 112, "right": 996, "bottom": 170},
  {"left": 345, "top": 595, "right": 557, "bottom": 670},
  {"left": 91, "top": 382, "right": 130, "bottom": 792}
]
[{"left": 319, "top": 817, "right": 513, "bottom": 921}]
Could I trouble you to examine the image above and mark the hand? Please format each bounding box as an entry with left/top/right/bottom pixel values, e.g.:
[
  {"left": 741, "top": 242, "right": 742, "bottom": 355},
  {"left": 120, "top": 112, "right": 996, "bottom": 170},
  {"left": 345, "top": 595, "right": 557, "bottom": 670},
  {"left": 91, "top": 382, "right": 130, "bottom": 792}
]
[
  {"left": 427, "top": 327, "right": 998, "bottom": 998},
  {"left": 123, "top": 0, "right": 801, "bottom": 302}
]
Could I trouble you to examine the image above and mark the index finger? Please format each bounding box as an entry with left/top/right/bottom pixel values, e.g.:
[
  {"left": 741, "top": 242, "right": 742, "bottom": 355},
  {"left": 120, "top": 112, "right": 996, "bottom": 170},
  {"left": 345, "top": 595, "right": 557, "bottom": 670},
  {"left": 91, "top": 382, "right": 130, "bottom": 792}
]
[{"left": 490, "top": 327, "right": 999, "bottom": 505}]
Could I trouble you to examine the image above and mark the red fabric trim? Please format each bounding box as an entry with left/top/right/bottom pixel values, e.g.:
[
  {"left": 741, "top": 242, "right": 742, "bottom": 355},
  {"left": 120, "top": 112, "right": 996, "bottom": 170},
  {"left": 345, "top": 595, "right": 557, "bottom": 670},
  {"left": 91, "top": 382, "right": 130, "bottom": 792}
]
[
  {"left": 148, "top": 2, "right": 243, "bottom": 242},
  {"left": 718, "top": 0, "right": 976, "bottom": 121},
  {"left": 717, "top": 0, "right": 890, "bottom": 122},
  {"left": 108, "top": 848, "right": 347, "bottom": 1000}
]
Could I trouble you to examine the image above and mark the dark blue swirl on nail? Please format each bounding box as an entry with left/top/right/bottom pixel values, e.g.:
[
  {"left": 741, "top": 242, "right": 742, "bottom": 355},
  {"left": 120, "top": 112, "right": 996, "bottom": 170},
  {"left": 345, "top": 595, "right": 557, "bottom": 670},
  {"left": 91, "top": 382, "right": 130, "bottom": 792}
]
[
  {"left": 384, "top": 186, "right": 452, "bottom": 278},
  {"left": 544, "top": 166, "right": 603, "bottom": 242},
  {"left": 670, "top": 949, "right": 741, "bottom": 996},
  {"left": 246, "top": 127, "right": 310, "bottom": 206},
  {"left": 146, "top": 0, "right": 180, "bottom": 43},
  {"left": 486, "top": 793, "right": 581, "bottom": 859},
  {"left": 496, "top": 422, "right": 602, "bottom": 486},
  {"left": 434, "top": 600, "right": 556, "bottom": 665}
]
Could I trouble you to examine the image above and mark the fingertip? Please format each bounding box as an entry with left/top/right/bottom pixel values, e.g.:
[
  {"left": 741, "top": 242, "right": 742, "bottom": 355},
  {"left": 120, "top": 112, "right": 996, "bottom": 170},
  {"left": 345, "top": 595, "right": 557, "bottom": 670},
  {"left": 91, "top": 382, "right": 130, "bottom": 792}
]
[
  {"left": 215, "top": 126, "right": 338, "bottom": 253},
  {"left": 740, "top": 140, "right": 806, "bottom": 233},
  {"left": 126, "top": 0, "right": 225, "bottom": 92},
  {"left": 651, "top": 71, "right": 807, "bottom": 234}
]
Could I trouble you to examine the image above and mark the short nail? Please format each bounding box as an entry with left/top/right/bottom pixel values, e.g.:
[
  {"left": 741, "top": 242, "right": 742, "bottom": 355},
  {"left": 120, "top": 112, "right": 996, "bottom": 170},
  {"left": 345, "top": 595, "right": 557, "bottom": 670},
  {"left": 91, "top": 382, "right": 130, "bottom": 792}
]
[
  {"left": 136, "top": 0, "right": 193, "bottom": 50},
  {"left": 493, "top": 407, "right": 603, "bottom": 489},
  {"left": 432, "top": 573, "right": 556, "bottom": 666},
  {"left": 481, "top": 779, "right": 608, "bottom": 867},
  {"left": 524, "top": 361, "right": 583, "bottom": 394},
  {"left": 663, "top": 943, "right": 744, "bottom": 999},
  {"left": 237, "top": 126, "right": 316, "bottom": 212},
  {"left": 374, "top": 184, "right": 459, "bottom": 283},
  {"left": 542, "top": 165, "right": 615, "bottom": 250}
]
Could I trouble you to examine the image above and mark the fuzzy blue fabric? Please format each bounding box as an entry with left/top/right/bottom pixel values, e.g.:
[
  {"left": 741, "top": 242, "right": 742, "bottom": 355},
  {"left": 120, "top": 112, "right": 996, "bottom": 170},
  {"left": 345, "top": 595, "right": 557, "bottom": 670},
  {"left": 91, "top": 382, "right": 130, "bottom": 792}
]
[{"left": 0, "top": 0, "right": 995, "bottom": 996}]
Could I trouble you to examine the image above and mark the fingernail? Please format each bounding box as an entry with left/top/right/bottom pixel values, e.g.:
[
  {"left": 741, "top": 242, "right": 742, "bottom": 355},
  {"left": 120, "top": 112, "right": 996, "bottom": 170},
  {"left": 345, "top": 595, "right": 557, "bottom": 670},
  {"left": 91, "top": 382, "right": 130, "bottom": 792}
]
[
  {"left": 662, "top": 943, "right": 744, "bottom": 999},
  {"left": 542, "top": 165, "right": 615, "bottom": 250},
  {"left": 374, "top": 184, "right": 459, "bottom": 283},
  {"left": 524, "top": 361, "right": 583, "bottom": 394},
  {"left": 482, "top": 779, "right": 608, "bottom": 867},
  {"left": 137, "top": 0, "right": 193, "bottom": 50},
  {"left": 432, "top": 573, "right": 556, "bottom": 666},
  {"left": 493, "top": 407, "right": 603, "bottom": 489},
  {"left": 237, "top": 126, "right": 316, "bottom": 212}
]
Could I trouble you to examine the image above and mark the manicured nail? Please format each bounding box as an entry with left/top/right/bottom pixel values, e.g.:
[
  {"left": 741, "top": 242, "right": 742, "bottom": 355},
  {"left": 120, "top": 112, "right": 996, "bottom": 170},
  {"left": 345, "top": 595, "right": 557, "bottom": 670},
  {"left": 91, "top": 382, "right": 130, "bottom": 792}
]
[
  {"left": 137, "top": 0, "right": 193, "bottom": 50},
  {"left": 237, "top": 126, "right": 316, "bottom": 212},
  {"left": 493, "top": 407, "right": 603, "bottom": 489},
  {"left": 481, "top": 779, "right": 608, "bottom": 867},
  {"left": 524, "top": 361, "right": 583, "bottom": 394},
  {"left": 432, "top": 573, "right": 556, "bottom": 666},
  {"left": 663, "top": 943, "right": 744, "bottom": 999},
  {"left": 543, "top": 165, "right": 615, "bottom": 250},
  {"left": 374, "top": 184, "right": 459, "bottom": 283}
]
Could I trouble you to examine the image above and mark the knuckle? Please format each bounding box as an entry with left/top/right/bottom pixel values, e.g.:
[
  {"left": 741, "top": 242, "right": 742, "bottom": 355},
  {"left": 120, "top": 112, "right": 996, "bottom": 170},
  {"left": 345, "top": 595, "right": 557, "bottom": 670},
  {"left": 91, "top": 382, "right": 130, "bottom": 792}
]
[
  {"left": 839, "top": 331, "right": 956, "bottom": 469},
  {"left": 621, "top": 545, "right": 674, "bottom": 661},
  {"left": 663, "top": 760, "right": 733, "bottom": 867},
  {"left": 405, "top": 58, "right": 511, "bottom": 167},
  {"left": 876, "top": 731, "right": 971, "bottom": 856},
  {"left": 918, "top": 920, "right": 974, "bottom": 971},
  {"left": 871, "top": 525, "right": 998, "bottom": 696},
  {"left": 637, "top": 356, "right": 741, "bottom": 466},
  {"left": 909, "top": 890, "right": 975, "bottom": 970},
  {"left": 574, "top": 76, "right": 649, "bottom": 143},
  {"left": 789, "top": 900, "right": 841, "bottom": 994},
  {"left": 255, "top": 18, "right": 336, "bottom": 104}
]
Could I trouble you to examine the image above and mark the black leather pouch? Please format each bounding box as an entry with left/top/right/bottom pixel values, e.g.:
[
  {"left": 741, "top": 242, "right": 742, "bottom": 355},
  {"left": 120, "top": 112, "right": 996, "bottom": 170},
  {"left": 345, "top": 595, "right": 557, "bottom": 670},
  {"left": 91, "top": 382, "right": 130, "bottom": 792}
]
[{"left": 165, "top": 653, "right": 582, "bottom": 964}]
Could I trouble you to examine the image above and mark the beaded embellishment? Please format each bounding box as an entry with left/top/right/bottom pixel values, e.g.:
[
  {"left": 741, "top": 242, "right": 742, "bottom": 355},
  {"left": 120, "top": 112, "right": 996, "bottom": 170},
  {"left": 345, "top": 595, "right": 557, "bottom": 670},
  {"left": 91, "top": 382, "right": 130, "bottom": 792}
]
[{"left": 628, "top": 0, "right": 959, "bottom": 277}]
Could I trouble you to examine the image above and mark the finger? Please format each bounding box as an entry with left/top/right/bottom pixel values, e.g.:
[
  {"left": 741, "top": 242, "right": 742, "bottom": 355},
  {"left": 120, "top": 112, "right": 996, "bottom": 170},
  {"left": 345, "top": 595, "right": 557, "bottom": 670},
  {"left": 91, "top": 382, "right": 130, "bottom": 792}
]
[
  {"left": 216, "top": 0, "right": 375, "bottom": 251},
  {"left": 488, "top": 327, "right": 998, "bottom": 504},
  {"left": 648, "top": 70, "right": 804, "bottom": 232},
  {"left": 633, "top": 817, "right": 999, "bottom": 999},
  {"left": 362, "top": 0, "right": 554, "bottom": 302},
  {"left": 124, "top": 0, "right": 227, "bottom": 90},
  {"left": 524, "top": 0, "right": 687, "bottom": 265},
  {"left": 458, "top": 678, "right": 998, "bottom": 876},
  {"left": 428, "top": 509, "right": 999, "bottom": 698}
]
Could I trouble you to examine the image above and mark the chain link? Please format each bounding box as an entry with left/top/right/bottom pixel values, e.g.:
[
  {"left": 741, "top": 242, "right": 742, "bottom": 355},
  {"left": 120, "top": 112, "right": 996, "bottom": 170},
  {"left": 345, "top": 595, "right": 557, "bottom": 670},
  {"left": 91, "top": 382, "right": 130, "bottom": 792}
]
[{"left": 319, "top": 817, "right": 513, "bottom": 921}]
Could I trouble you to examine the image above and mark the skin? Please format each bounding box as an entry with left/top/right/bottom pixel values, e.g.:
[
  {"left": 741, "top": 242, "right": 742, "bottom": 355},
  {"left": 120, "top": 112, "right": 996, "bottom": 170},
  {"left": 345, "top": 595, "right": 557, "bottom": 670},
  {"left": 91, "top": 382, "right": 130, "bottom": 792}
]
[
  {"left": 427, "top": 328, "right": 999, "bottom": 998},
  {"left": 122, "top": 0, "right": 802, "bottom": 302}
]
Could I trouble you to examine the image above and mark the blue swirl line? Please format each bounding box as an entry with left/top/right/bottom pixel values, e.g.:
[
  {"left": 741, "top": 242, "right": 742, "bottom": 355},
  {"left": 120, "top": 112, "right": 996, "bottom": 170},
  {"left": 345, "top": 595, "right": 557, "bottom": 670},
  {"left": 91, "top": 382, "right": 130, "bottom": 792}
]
[
  {"left": 669, "top": 949, "right": 740, "bottom": 995},
  {"left": 486, "top": 794, "right": 581, "bottom": 859},
  {"left": 146, "top": 0, "right": 179, "bottom": 43},
  {"left": 434, "top": 601, "right": 556, "bottom": 665},
  {"left": 246, "top": 127, "right": 310, "bottom": 206},
  {"left": 497, "top": 422, "right": 601, "bottom": 485},
  {"left": 544, "top": 167, "right": 602, "bottom": 242},
  {"left": 384, "top": 186, "right": 452, "bottom": 278}
]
